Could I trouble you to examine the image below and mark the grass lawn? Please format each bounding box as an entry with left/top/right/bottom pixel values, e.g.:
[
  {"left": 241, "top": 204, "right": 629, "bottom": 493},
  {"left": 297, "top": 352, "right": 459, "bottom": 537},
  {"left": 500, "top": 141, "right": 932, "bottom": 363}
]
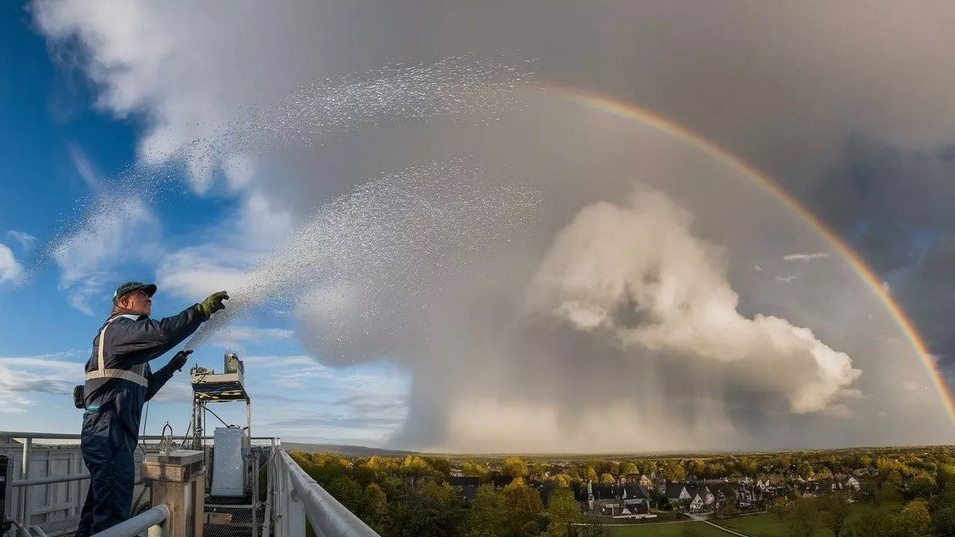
[
  {"left": 602, "top": 521, "right": 736, "bottom": 537},
  {"left": 715, "top": 503, "right": 869, "bottom": 537},
  {"left": 715, "top": 513, "right": 825, "bottom": 537}
]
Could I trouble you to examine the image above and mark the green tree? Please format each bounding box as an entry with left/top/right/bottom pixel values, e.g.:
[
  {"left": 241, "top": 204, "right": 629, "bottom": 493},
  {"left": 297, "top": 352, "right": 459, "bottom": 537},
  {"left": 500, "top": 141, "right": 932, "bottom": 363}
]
[
  {"left": 907, "top": 473, "right": 938, "bottom": 500},
  {"left": 467, "top": 484, "right": 505, "bottom": 537},
  {"left": 397, "top": 481, "right": 463, "bottom": 537},
  {"left": 425, "top": 457, "right": 452, "bottom": 477},
  {"left": 895, "top": 500, "right": 930, "bottom": 537},
  {"left": 325, "top": 475, "right": 364, "bottom": 514},
  {"left": 544, "top": 488, "right": 580, "bottom": 537},
  {"left": 361, "top": 483, "right": 389, "bottom": 533},
  {"left": 820, "top": 492, "right": 851, "bottom": 537},
  {"left": 931, "top": 506, "right": 955, "bottom": 537},
  {"left": 853, "top": 506, "right": 895, "bottom": 537},
  {"left": 599, "top": 473, "right": 615, "bottom": 484},
  {"left": 785, "top": 496, "right": 818, "bottom": 537}
]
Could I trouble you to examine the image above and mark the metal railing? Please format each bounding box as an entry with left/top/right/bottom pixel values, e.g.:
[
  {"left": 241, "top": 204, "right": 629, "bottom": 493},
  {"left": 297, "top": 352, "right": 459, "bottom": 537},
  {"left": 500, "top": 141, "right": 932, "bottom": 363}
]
[
  {"left": 2, "top": 431, "right": 389, "bottom": 537},
  {"left": 272, "top": 450, "right": 381, "bottom": 537},
  {"left": 2, "top": 431, "right": 277, "bottom": 536},
  {"left": 91, "top": 505, "right": 169, "bottom": 537}
]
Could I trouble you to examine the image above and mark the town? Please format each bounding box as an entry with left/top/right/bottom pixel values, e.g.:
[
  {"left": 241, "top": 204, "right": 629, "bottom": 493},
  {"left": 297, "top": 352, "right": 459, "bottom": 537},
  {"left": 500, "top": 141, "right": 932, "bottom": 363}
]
[{"left": 291, "top": 445, "right": 955, "bottom": 537}]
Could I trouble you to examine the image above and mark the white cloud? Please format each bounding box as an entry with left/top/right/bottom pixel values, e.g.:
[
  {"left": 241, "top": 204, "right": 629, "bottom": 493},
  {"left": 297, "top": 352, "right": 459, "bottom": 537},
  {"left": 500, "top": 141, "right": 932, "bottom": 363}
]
[
  {"left": 783, "top": 253, "right": 830, "bottom": 262},
  {"left": 0, "top": 352, "right": 84, "bottom": 413},
  {"left": 210, "top": 326, "right": 295, "bottom": 351},
  {"left": 528, "top": 184, "right": 861, "bottom": 414},
  {"left": 6, "top": 231, "right": 38, "bottom": 251},
  {"left": 51, "top": 196, "right": 159, "bottom": 314},
  {"left": 0, "top": 243, "right": 22, "bottom": 285},
  {"left": 154, "top": 245, "right": 251, "bottom": 299},
  {"left": 754, "top": 264, "right": 763, "bottom": 271},
  {"left": 775, "top": 274, "right": 799, "bottom": 283}
]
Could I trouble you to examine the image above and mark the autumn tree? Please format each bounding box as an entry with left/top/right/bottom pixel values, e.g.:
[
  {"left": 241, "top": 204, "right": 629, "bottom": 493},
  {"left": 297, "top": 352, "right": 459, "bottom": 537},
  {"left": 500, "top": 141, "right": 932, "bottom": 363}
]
[
  {"left": 462, "top": 460, "right": 489, "bottom": 479},
  {"left": 895, "top": 500, "right": 930, "bottom": 537},
  {"left": 502, "top": 477, "right": 546, "bottom": 536},
  {"left": 503, "top": 457, "right": 530, "bottom": 479},
  {"left": 619, "top": 462, "right": 639, "bottom": 477}
]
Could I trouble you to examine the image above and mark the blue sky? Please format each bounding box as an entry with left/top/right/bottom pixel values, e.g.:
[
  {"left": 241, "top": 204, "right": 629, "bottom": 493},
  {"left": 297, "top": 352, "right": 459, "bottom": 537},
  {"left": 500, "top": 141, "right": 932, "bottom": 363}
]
[
  {"left": 3, "top": 0, "right": 955, "bottom": 452},
  {"left": 0, "top": 2, "right": 409, "bottom": 445}
]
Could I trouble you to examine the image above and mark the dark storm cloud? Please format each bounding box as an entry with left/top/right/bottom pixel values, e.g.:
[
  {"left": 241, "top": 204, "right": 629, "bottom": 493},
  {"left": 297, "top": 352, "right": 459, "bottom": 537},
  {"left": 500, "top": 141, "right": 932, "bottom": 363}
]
[{"left": 805, "top": 137, "right": 955, "bottom": 378}]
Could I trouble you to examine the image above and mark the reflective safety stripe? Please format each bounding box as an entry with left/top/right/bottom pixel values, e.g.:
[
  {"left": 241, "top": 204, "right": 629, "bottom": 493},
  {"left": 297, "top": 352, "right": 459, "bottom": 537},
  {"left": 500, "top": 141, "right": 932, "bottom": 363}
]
[
  {"left": 85, "top": 368, "right": 149, "bottom": 387},
  {"left": 87, "top": 315, "right": 149, "bottom": 387}
]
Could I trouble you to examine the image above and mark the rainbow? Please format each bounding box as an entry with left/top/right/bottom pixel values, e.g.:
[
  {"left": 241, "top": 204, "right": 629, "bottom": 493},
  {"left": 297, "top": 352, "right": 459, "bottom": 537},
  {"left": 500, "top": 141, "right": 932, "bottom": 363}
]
[{"left": 548, "top": 86, "right": 955, "bottom": 423}]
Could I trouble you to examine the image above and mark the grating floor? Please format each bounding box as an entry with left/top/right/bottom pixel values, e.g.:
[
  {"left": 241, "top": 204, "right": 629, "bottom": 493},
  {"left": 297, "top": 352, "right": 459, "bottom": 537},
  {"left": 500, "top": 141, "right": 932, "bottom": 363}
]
[
  {"left": 33, "top": 516, "right": 81, "bottom": 537},
  {"left": 202, "top": 504, "right": 265, "bottom": 537}
]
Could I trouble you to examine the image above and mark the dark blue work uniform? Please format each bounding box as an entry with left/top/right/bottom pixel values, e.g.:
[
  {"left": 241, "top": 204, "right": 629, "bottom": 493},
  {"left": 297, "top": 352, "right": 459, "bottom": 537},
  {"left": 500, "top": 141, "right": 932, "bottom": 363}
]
[{"left": 75, "top": 306, "right": 204, "bottom": 537}]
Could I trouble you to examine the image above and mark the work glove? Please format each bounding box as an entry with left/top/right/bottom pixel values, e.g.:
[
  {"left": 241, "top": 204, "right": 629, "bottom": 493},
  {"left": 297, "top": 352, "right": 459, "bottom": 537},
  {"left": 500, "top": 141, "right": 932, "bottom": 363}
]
[
  {"left": 170, "top": 349, "right": 193, "bottom": 372},
  {"left": 197, "top": 290, "right": 229, "bottom": 320}
]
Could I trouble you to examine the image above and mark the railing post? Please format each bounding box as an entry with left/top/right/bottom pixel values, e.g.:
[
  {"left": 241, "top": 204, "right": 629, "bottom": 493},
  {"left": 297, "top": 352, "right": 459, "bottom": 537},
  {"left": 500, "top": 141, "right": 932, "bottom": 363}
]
[
  {"left": 286, "top": 461, "right": 307, "bottom": 537},
  {"left": 20, "top": 438, "right": 32, "bottom": 526}
]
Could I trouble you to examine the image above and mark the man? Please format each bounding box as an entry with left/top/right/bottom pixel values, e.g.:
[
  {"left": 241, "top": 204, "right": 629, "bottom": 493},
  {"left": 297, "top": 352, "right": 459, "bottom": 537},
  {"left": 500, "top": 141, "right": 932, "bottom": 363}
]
[{"left": 76, "top": 281, "right": 229, "bottom": 537}]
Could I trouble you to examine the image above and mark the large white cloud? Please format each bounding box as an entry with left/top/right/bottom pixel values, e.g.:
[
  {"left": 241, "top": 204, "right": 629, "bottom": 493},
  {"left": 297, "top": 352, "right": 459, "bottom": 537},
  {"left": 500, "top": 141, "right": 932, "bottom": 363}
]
[
  {"left": 0, "top": 243, "right": 22, "bottom": 285},
  {"left": 527, "top": 185, "right": 861, "bottom": 414}
]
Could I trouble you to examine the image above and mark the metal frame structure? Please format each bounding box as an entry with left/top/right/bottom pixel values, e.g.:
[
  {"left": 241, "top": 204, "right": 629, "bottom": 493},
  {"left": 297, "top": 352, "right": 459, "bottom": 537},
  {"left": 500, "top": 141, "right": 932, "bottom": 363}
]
[
  {"left": 190, "top": 354, "right": 251, "bottom": 451},
  {"left": 3, "top": 422, "right": 385, "bottom": 537}
]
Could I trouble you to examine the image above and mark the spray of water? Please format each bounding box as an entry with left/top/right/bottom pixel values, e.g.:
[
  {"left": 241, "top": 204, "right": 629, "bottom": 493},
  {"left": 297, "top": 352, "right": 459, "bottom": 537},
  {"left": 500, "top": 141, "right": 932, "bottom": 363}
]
[
  {"left": 185, "top": 160, "right": 540, "bottom": 351},
  {"left": 39, "top": 57, "right": 534, "bottom": 306}
]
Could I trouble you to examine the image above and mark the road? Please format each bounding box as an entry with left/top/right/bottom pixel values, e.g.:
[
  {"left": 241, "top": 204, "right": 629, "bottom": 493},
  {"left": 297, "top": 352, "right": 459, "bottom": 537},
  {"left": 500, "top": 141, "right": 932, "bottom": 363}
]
[{"left": 684, "top": 512, "right": 754, "bottom": 537}]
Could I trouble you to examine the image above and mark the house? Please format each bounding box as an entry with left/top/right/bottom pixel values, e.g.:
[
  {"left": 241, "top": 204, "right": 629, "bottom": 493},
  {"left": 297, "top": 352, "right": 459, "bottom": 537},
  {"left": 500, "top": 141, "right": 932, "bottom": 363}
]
[
  {"left": 843, "top": 476, "right": 861, "bottom": 491},
  {"left": 448, "top": 476, "right": 480, "bottom": 501},
  {"left": 665, "top": 483, "right": 711, "bottom": 512},
  {"left": 578, "top": 480, "right": 654, "bottom": 518}
]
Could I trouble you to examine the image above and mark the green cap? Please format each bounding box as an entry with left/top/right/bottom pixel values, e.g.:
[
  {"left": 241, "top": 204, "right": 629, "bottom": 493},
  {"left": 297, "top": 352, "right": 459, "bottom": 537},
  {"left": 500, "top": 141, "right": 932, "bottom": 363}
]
[{"left": 112, "top": 281, "right": 157, "bottom": 305}]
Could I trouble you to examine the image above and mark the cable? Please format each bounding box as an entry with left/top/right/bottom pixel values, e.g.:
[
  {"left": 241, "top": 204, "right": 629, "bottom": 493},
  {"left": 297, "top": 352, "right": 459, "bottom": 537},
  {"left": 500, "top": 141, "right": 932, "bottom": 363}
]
[
  {"left": 204, "top": 405, "right": 231, "bottom": 428},
  {"left": 10, "top": 520, "right": 32, "bottom": 537},
  {"left": 138, "top": 401, "right": 149, "bottom": 455}
]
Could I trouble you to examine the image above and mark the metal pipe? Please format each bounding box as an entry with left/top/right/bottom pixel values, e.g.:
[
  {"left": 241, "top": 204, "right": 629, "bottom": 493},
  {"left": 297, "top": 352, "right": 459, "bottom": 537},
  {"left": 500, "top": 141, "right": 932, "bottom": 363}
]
[
  {"left": 30, "top": 525, "right": 51, "bottom": 537},
  {"left": 12, "top": 474, "right": 90, "bottom": 487},
  {"left": 252, "top": 449, "right": 260, "bottom": 534},
  {"left": 278, "top": 450, "right": 381, "bottom": 537},
  {"left": 90, "top": 504, "right": 169, "bottom": 537},
  {"left": 20, "top": 438, "right": 32, "bottom": 525},
  {"left": 262, "top": 450, "right": 274, "bottom": 537},
  {"left": 0, "top": 431, "right": 278, "bottom": 441}
]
